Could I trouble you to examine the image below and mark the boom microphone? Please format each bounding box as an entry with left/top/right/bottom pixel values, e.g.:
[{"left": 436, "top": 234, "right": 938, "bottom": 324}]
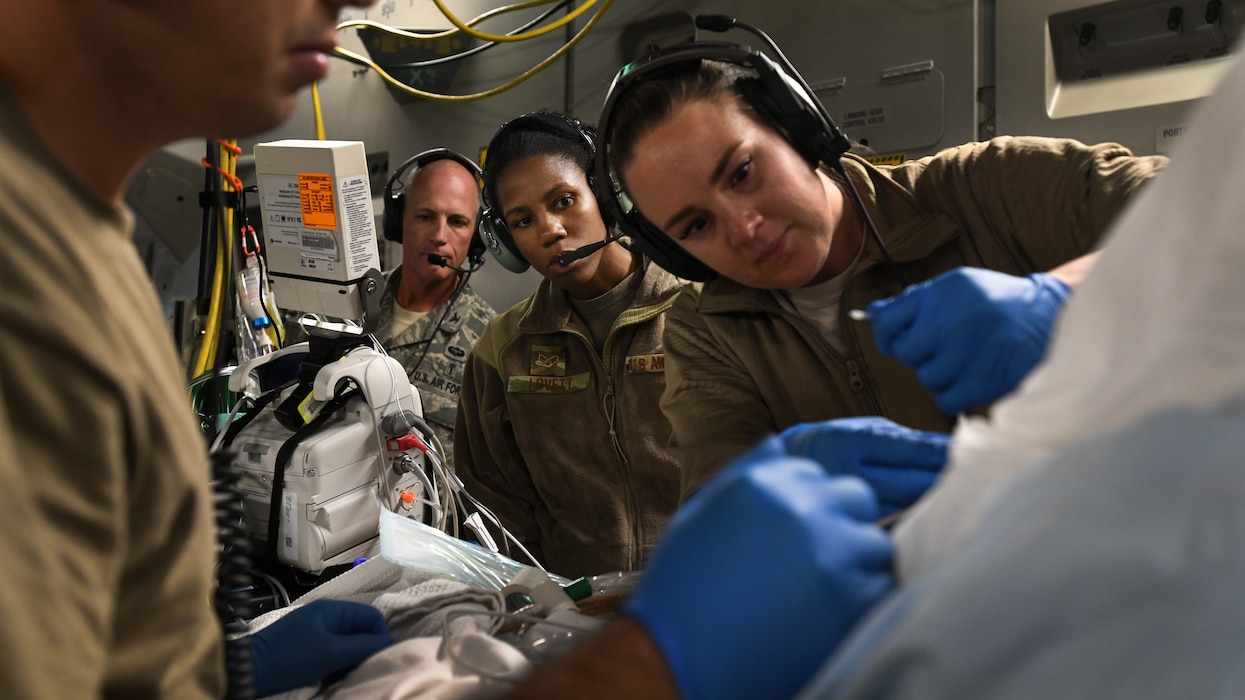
[
  {"left": 428, "top": 253, "right": 470, "bottom": 274},
  {"left": 555, "top": 231, "right": 625, "bottom": 267}
]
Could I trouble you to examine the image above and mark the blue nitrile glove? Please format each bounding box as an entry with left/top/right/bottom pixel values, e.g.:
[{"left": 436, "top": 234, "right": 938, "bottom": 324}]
[
  {"left": 249, "top": 599, "right": 394, "bottom": 697},
  {"left": 867, "top": 268, "right": 1071, "bottom": 415},
  {"left": 624, "top": 437, "right": 895, "bottom": 700},
  {"left": 780, "top": 417, "right": 950, "bottom": 517}
]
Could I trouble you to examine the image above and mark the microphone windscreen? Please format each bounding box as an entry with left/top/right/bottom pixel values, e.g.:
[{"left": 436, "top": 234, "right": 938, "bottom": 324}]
[
  {"left": 695, "top": 14, "right": 735, "bottom": 32},
  {"left": 428, "top": 254, "right": 469, "bottom": 273}
]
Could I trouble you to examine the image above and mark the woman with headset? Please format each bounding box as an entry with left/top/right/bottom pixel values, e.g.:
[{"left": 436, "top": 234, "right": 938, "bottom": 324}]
[
  {"left": 593, "top": 34, "right": 1167, "bottom": 499},
  {"left": 453, "top": 111, "right": 689, "bottom": 579}
]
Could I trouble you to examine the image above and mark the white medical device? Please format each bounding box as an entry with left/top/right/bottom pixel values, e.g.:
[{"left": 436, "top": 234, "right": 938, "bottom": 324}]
[
  {"left": 221, "top": 140, "right": 445, "bottom": 574},
  {"left": 252, "top": 139, "right": 383, "bottom": 320},
  {"left": 226, "top": 339, "right": 442, "bottom": 574}
]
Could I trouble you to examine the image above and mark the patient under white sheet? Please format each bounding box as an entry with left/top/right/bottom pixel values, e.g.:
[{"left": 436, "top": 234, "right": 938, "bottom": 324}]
[{"left": 895, "top": 52, "right": 1245, "bottom": 580}]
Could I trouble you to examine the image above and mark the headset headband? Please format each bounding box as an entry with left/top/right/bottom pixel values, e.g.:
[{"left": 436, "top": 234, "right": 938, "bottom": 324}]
[
  {"left": 481, "top": 111, "right": 598, "bottom": 209},
  {"left": 386, "top": 148, "right": 482, "bottom": 196}
]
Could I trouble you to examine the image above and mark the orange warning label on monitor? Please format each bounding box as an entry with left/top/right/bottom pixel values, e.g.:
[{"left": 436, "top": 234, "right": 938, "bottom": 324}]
[{"left": 298, "top": 173, "right": 337, "bottom": 230}]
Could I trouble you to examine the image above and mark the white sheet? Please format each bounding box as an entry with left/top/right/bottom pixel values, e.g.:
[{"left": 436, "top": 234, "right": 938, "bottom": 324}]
[
  {"left": 799, "top": 399, "right": 1245, "bottom": 699},
  {"left": 247, "top": 557, "right": 508, "bottom": 699},
  {"left": 895, "top": 52, "right": 1245, "bottom": 578},
  {"left": 247, "top": 556, "right": 605, "bottom": 699},
  {"left": 788, "top": 49, "right": 1245, "bottom": 699}
]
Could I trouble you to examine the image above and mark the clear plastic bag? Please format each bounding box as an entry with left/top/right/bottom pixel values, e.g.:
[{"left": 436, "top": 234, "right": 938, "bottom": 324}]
[{"left": 378, "top": 509, "right": 571, "bottom": 591}]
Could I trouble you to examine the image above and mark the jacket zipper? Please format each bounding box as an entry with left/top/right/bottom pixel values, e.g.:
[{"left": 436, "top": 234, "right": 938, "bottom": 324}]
[
  {"left": 847, "top": 359, "right": 866, "bottom": 391},
  {"left": 599, "top": 331, "right": 629, "bottom": 466},
  {"left": 839, "top": 277, "right": 884, "bottom": 414},
  {"left": 601, "top": 291, "right": 682, "bottom": 568},
  {"left": 776, "top": 305, "right": 883, "bottom": 414},
  {"left": 599, "top": 296, "right": 682, "bottom": 464}
]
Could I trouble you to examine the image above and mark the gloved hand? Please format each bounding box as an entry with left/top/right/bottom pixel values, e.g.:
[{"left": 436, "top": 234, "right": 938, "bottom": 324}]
[
  {"left": 249, "top": 599, "right": 394, "bottom": 697},
  {"left": 867, "top": 268, "right": 1070, "bottom": 415},
  {"left": 625, "top": 437, "right": 894, "bottom": 700},
  {"left": 780, "top": 417, "right": 950, "bottom": 517}
]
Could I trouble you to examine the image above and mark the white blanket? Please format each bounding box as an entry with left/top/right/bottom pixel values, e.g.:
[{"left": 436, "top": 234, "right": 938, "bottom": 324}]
[
  {"left": 249, "top": 556, "right": 604, "bottom": 699},
  {"left": 791, "top": 52, "right": 1245, "bottom": 698},
  {"left": 249, "top": 557, "right": 510, "bottom": 699},
  {"left": 801, "top": 400, "right": 1245, "bottom": 698},
  {"left": 896, "top": 52, "right": 1245, "bottom": 578}
]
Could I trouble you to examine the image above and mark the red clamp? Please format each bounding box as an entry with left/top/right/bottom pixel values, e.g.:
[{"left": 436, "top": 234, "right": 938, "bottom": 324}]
[{"left": 386, "top": 434, "right": 428, "bottom": 453}]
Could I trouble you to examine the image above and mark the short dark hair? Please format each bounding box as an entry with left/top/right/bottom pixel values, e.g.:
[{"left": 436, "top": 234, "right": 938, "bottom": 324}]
[{"left": 482, "top": 110, "right": 596, "bottom": 211}]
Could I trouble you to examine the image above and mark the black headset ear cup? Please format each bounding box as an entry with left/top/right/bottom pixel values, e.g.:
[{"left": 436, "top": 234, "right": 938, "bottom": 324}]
[
  {"left": 736, "top": 77, "right": 813, "bottom": 164},
  {"left": 467, "top": 220, "right": 487, "bottom": 266},
  {"left": 736, "top": 61, "right": 844, "bottom": 169},
  {"left": 382, "top": 190, "right": 405, "bottom": 243}
]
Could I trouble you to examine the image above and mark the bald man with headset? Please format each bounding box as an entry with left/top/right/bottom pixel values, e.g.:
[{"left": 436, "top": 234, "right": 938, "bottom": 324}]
[{"left": 376, "top": 149, "right": 495, "bottom": 467}]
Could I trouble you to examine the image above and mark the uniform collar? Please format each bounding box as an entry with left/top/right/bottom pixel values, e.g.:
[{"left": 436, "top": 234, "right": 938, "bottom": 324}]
[
  {"left": 517, "top": 247, "right": 686, "bottom": 334},
  {"left": 374, "top": 265, "right": 472, "bottom": 344}
]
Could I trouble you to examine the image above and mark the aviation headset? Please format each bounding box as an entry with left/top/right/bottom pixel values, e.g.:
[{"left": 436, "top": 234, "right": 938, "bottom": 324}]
[
  {"left": 594, "top": 16, "right": 855, "bottom": 282},
  {"left": 382, "top": 147, "right": 487, "bottom": 267},
  {"left": 478, "top": 111, "right": 609, "bottom": 274}
]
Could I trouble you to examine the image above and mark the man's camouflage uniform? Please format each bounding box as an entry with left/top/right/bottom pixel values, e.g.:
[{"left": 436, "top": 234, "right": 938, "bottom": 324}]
[{"left": 374, "top": 267, "right": 494, "bottom": 468}]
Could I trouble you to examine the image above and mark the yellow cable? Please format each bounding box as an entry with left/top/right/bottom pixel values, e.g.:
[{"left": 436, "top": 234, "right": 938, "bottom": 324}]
[
  {"left": 196, "top": 203, "right": 232, "bottom": 376},
  {"left": 311, "top": 81, "right": 326, "bottom": 140},
  {"left": 193, "top": 225, "right": 225, "bottom": 376},
  {"left": 332, "top": 0, "right": 611, "bottom": 103},
  {"left": 336, "top": 0, "right": 557, "bottom": 41},
  {"left": 220, "top": 142, "right": 237, "bottom": 365},
  {"left": 431, "top": 0, "right": 596, "bottom": 42},
  {"left": 192, "top": 140, "right": 241, "bottom": 377}
]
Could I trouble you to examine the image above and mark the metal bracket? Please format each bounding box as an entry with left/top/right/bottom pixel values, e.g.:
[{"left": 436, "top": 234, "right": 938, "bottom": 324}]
[{"left": 881, "top": 59, "right": 935, "bottom": 82}]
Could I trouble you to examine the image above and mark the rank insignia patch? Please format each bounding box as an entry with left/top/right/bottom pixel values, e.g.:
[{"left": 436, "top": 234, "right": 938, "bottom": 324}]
[{"left": 530, "top": 345, "right": 566, "bottom": 376}]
